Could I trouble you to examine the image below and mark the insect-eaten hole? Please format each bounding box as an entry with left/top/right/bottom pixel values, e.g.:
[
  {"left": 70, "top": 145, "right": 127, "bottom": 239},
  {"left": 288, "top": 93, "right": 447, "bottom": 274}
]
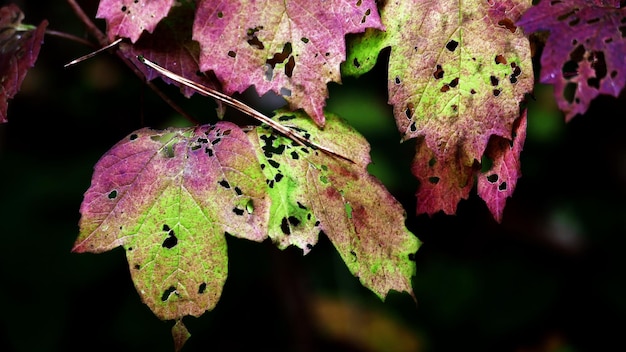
[
  {"left": 161, "top": 286, "right": 178, "bottom": 301},
  {"left": 246, "top": 26, "right": 265, "bottom": 49},
  {"left": 563, "top": 82, "right": 577, "bottom": 103},
  {"left": 486, "top": 174, "right": 499, "bottom": 183},
  {"left": 280, "top": 87, "right": 292, "bottom": 96},
  {"left": 587, "top": 50, "right": 607, "bottom": 89},
  {"left": 108, "top": 190, "right": 118, "bottom": 199},
  {"left": 217, "top": 11, "right": 223, "bottom": 18},
  {"left": 428, "top": 176, "right": 440, "bottom": 184},
  {"left": 129, "top": 133, "right": 138, "bottom": 140},
  {"left": 353, "top": 57, "right": 361, "bottom": 68},
  {"left": 510, "top": 62, "right": 521, "bottom": 84},
  {"left": 162, "top": 229, "right": 178, "bottom": 249},
  {"left": 198, "top": 282, "right": 207, "bottom": 294},
  {"left": 266, "top": 42, "right": 293, "bottom": 77},
  {"left": 446, "top": 40, "right": 458, "bottom": 52},
  {"left": 490, "top": 75, "right": 499, "bottom": 86},
  {"left": 498, "top": 182, "right": 507, "bottom": 191},
  {"left": 562, "top": 60, "right": 579, "bottom": 79},
  {"left": 228, "top": 50, "right": 236, "bottom": 58},
  {"left": 360, "top": 8, "right": 371, "bottom": 23},
  {"left": 280, "top": 217, "right": 291, "bottom": 235},
  {"left": 405, "top": 103, "right": 414, "bottom": 120}
]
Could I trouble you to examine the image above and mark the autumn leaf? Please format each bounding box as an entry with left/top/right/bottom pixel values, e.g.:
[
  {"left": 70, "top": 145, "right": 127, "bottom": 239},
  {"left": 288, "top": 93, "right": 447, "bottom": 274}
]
[
  {"left": 192, "top": 0, "right": 383, "bottom": 126},
  {"left": 517, "top": 0, "right": 626, "bottom": 121},
  {"left": 0, "top": 4, "right": 47, "bottom": 123},
  {"left": 73, "top": 122, "right": 270, "bottom": 325},
  {"left": 345, "top": 0, "right": 533, "bottom": 219},
  {"left": 247, "top": 111, "right": 419, "bottom": 299}
]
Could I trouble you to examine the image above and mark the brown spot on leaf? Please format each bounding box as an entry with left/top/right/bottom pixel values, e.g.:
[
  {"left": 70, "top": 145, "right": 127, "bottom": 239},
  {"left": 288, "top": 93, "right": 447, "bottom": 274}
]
[
  {"left": 495, "top": 54, "right": 507, "bottom": 65},
  {"left": 433, "top": 64, "right": 444, "bottom": 79},
  {"left": 498, "top": 18, "right": 517, "bottom": 33}
]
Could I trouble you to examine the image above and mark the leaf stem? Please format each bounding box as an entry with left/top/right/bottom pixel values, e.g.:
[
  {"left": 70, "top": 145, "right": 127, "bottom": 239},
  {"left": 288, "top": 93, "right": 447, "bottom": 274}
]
[{"left": 44, "top": 29, "right": 95, "bottom": 48}]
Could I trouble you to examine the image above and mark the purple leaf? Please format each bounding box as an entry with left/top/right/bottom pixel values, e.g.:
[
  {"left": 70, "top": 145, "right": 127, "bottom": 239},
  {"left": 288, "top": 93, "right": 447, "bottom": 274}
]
[
  {"left": 0, "top": 4, "right": 47, "bottom": 123},
  {"left": 517, "top": 1, "right": 626, "bottom": 120}
]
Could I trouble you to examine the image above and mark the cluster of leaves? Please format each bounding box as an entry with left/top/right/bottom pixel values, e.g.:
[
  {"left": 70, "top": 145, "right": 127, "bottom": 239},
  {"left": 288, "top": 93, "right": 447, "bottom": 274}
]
[{"left": 1, "top": 0, "right": 625, "bottom": 350}]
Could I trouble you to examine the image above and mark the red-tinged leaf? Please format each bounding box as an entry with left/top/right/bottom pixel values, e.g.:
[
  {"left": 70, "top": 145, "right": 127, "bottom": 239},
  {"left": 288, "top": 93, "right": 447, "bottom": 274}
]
[
  {"left": 412, "top": 138, "right": 477, "bottom": 216},
  {"left": 119, "top": 2, "right": 220, "bottom": 98},
  {"left": 73, "top": 123, "right": 270, "bottom": 322},
  {"left": 346, "top": 0, "right": 533, "bottom": 218},
  {"left": 0, "top": 4, "right": 47, "bottom": 123},
  {"left": 97, "top": 0, "right": 175, "bottom": 43},
  {"left": 477, "top": 111, "right": 527, "bottom": 222},
  {"left": 517, "top": 1, "right": 626, "bottom": 121},
  {"left": 248, "top": 111, "right": 419, "bottom": 299},
  {"left": 192, "top": 0, "right": 383, "bottom": 126}
]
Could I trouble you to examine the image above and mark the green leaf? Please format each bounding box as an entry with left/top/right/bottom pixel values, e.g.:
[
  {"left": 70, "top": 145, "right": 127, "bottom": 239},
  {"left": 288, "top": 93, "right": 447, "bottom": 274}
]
[{"left": 248, "top": 111, "right": 420, "bottom": 299}]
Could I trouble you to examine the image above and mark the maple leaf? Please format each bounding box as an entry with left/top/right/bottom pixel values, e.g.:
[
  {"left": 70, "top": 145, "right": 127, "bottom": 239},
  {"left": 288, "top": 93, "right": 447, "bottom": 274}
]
[
  {"left": 517, "top": 0, "right": 626, "bottom": 121},
  {"left": 96, "top": 0, "right": 175, "bottom": 43},
  {"left": 192, "top": 0, "right": 383, "bottom": 126},
  {"left": 345, "top": 0, "right": 533, "bottom": 219},
  {"left": 247, "top": 111, "right": 419, "bottom": 299},
  {"left": 73, "top": 122, "right": 271, "bottom": 324},
  {"left": 0, "top": 4, "right": 47, "bottom": 123}
]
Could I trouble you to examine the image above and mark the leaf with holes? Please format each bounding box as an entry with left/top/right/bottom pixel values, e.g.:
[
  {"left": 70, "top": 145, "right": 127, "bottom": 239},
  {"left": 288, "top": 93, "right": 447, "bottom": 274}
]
[
  {"left": 517, "top": 0, "right": 626, "bottom": 121},
  {"left": 0, "top": 4, "right": 47, "bottom": 123},
  {"left": 72, "top": 122, "right": 270, "bottom": 336},
  {"left": 345, "top": 0, "right": 533, "bottom": 219},
  {"left": 97, "top": 0, "right": 175, "bottom": 43},
  {"left": 192, "top": 0, "right": 383, "bottom": 126},
  {"left": 247, "top": 111, "right": 420, "bottom": 299},
  {"left": 477, "top": 111, "right": 527, "bottom": 222}
]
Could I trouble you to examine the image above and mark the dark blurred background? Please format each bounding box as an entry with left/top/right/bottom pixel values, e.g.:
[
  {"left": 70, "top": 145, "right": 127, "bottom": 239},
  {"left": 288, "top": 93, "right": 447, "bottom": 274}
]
[{"left": 1, "top": 1, "right": 626, "bottom": 351}]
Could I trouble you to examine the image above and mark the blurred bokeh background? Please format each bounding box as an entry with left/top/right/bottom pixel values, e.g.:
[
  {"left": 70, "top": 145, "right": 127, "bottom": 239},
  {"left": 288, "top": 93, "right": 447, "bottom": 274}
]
[{"left": 2, "top": 1, "right": 626, "bottom": 351}]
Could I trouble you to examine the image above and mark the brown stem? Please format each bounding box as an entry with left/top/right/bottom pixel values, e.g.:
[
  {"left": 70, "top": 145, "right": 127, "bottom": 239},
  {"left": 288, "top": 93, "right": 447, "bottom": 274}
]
[
  {"left": 45, "top": 29, "right": 95, "bottom": 48},
  {"left": 64, "top": 0, "right": 199, "bottom": 125}
]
